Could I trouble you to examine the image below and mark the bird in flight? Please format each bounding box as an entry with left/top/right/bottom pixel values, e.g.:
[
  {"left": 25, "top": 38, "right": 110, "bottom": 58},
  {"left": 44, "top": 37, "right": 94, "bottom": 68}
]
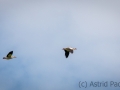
[
  {"left": 63, "top": 47, "right": 77, "bottom": 58},
  {"left": 3, "top": 51, "right": 16, "bottom": 60}
]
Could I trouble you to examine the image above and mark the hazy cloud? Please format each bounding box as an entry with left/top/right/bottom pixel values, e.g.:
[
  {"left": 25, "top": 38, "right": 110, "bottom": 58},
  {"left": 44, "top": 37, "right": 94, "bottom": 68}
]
[{"left": 0, "top": 0, "right": 120, "bottom": 90}]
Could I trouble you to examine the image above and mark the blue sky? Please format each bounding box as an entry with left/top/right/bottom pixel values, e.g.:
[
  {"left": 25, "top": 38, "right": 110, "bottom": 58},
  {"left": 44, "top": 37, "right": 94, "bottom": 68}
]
[{"left": 0, "top": 0, "right": 120, "bottom": 90}]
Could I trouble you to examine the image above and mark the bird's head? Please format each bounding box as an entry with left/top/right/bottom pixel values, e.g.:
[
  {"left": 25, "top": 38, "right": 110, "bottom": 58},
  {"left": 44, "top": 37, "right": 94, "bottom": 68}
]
[
  {"left": 12, "top": 56, "right": 16, "bottom": 58},
  {"left": 74, "top": 48, "right": 77, "bottom": 50}
]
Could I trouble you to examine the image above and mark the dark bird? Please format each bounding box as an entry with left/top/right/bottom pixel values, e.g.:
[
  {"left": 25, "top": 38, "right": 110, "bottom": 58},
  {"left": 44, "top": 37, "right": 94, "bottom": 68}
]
[
  {"left": 3, "top": 51, "right": 16, "bottom": 60},
  {"left": 63, "top": 47, "right": 77, "bottom": 58}
]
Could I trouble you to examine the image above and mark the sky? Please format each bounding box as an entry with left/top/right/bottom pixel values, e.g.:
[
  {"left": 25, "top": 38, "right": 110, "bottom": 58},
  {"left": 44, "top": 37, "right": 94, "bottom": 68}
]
[{"left": 0, "top": 0, "right": 120, "bottom": 90}]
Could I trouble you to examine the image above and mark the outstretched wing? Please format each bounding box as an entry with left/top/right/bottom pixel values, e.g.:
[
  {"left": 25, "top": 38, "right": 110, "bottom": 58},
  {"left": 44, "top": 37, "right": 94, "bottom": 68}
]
[
  {"left": 64, "top": 50, "right": 69, "bottom": 58},
  {"left": 7, "top": 51, "right": 13, "bottom": 58}
]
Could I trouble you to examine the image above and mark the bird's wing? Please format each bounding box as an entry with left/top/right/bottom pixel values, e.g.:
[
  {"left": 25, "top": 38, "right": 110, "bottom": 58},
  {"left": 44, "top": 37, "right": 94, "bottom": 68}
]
[
  {"left": 70, "top": 50, "right": 73, "bottom": 54},
  {"left": 64, "top": 50, "right": 69, "bottom": 58},
  {"left": 7, "top": 51, "right": 13, "bottom": 57}
]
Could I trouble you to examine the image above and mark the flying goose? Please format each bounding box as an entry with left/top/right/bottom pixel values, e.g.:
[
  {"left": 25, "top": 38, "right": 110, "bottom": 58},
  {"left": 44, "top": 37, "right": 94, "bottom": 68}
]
[
  {"left": 3, "top": 51, "right": 16, "bottom": 60},
  {"left": 62, "top": 47, "right": 77, "bottom": 58}
]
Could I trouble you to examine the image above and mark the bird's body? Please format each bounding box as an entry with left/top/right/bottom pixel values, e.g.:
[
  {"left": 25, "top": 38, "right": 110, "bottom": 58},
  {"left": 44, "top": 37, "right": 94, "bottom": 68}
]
[
  {"left": 63, "top": 47, "right": 76, "bottom": 58},
  {"left": 3, "top": 51, "right": 16, "bottom": 60}
]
